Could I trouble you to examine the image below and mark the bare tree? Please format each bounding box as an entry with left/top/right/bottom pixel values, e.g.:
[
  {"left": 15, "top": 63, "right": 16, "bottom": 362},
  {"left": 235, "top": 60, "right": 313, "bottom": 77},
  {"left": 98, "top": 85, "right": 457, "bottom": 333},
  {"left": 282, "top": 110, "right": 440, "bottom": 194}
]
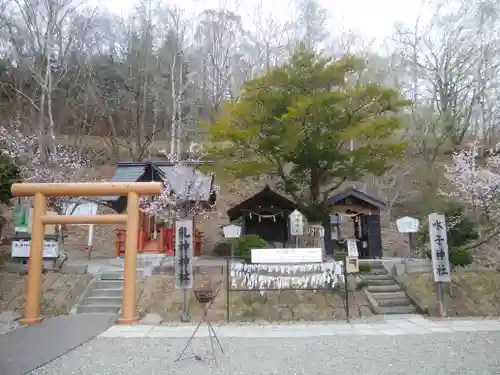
[
  {"left": 244, "top": 0, "right": 292, "bottom": 73},
  {"left": 392, "top": 0, "right": 500, "bottom": 152},
  {"left": 162, "top": 7, "right": 193, "bottom": 158},
  {"left": 0, "top": 0, "right": 95, "bottom": 160},
  {"left": 194, "top": 8, "right": 244, "bottom": 116},
  {"left": 290, "top": 0, "right": 329, "bottom": 50}
]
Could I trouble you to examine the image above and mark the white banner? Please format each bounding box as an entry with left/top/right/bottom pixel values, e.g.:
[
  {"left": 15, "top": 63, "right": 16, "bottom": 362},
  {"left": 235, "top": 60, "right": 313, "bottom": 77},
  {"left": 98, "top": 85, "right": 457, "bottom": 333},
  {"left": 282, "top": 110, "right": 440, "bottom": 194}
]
[{"left": 251, "top": 247, "right": 322, "bottom": 264}]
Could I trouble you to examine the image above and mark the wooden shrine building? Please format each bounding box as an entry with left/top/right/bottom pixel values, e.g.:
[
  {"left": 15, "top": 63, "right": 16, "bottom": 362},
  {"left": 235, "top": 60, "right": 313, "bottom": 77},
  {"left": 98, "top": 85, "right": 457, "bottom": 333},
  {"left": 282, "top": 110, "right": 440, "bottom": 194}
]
[
  {"left": 101, "top": 161, "right": 216, "bottom": 256},
  {"left": 227, "top": 186, "right": 297, "bottom": 246},
  {"left": 323, "top": 187, "right": 386, "bottom": 258}
]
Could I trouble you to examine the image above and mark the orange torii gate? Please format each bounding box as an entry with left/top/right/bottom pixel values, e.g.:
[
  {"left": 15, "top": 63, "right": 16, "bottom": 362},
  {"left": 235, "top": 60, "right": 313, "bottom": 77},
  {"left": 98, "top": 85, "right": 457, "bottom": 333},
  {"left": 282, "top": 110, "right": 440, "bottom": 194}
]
[{"left": 11, "top": 182, "right": 163, "bottom": 325}]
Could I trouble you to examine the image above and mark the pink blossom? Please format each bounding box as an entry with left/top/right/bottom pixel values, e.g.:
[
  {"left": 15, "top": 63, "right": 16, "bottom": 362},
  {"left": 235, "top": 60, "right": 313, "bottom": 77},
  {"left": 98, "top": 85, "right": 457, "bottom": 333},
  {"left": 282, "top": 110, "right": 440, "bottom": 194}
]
[
  {"left": 445, "top": 143, "right": 500, "bottom": 221},
  {"left": 0, "top": 122, "right": 218, "bottom": 221},
  {"left": 138, "top": 152, "right": 218, "bottom": 223},
  {"left": 0, "top": 122, "right": 92, "bottom": 212}
]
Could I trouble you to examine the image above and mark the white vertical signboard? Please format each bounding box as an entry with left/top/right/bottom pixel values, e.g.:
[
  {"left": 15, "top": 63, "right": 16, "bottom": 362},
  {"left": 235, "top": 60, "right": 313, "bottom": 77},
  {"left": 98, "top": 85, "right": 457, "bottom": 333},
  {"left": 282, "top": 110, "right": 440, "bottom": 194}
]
[
  {"left": 289, "top": 209, "right": 304, "bottom": 236},
  {"left": 346, "top": 239, "right": 359, "bottom": 257},
  {"left": 175, "top": 219, "right": 194, "bottom": 289},
  {"left": 428, "top": 213, "right": 451, "bottom": 283}
]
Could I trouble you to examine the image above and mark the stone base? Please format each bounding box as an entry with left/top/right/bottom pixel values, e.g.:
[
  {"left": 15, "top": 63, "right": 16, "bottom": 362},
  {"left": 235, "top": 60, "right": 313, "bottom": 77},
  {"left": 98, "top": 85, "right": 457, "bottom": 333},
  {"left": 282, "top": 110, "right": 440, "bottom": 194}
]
[
  {"left": 116, "top": 316, "right": 138, "bottom": 325},
  {"left": 21, "top": 316, "right": 44, "bottom": 325}
]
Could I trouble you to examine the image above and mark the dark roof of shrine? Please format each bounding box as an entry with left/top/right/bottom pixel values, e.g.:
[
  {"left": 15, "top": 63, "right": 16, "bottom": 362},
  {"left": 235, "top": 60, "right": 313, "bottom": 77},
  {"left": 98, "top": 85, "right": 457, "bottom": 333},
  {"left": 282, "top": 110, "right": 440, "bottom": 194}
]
[
  {"left": 227, "top": 186, "right": 297, "bottom": 221},
  {"left": 100, "top": 161, "right": 216, "bottom": 212},
  {"left": 324, "top": 186, "right": 386, "bottom": 210}
]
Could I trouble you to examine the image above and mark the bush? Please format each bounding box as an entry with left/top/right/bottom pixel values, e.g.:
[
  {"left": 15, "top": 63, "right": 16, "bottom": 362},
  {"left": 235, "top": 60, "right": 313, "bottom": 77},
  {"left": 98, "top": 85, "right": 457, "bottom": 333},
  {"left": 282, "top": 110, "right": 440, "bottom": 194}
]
[
  {"left": 333, "top": 252, "right": 347, "bottom": 261},
  {"left": 358, "top": 263, "right": 372, "bottom": 274},
  {"left": 355, "top": 279, "right": 369, "bottom": 290},
  {"left": 233, "top": 235, "right": 268, "bottom": 262},
  {"left": 0, "top": 153, "right": 20, "bottom": 204},
  {"left": 212, "top": 241, "right": 232, "bottom": 257},
  {"left": 449, "top": 248, "right": 473, "bottom": 267}
]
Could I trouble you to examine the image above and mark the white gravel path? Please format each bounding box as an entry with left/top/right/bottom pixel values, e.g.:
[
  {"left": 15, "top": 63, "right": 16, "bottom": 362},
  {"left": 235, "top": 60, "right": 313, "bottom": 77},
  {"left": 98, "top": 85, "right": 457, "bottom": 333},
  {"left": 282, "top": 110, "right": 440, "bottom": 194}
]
[{"left": 30, "top": 331, "right": 500, "bottom": 375}]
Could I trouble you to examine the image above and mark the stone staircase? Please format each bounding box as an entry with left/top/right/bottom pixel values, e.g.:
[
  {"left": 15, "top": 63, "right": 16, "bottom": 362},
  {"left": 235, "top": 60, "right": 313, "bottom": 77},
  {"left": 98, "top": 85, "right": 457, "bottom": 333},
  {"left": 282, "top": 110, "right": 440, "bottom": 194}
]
[
  {"left": 361, "top": 261, "right": 417, "bottom": 315},
  {"left": 75, "top": 279, "right": 124, "bottom": 315},
  {"left": 73, "top": 254, "right": 165, "bottom": 315}
]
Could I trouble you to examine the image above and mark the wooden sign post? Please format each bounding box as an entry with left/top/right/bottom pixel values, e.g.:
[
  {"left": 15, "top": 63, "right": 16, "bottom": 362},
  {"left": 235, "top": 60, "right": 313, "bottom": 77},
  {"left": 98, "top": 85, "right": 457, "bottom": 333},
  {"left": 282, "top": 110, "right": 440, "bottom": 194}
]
[
  {"left": 175, "top": 219, "right": 194, "bottom": 322},
  {"left": 428, "top": 213, "right": 451, "bottom": 317},
  {"left": 289, "top": 209, "right": 304, "bottom": 248}
]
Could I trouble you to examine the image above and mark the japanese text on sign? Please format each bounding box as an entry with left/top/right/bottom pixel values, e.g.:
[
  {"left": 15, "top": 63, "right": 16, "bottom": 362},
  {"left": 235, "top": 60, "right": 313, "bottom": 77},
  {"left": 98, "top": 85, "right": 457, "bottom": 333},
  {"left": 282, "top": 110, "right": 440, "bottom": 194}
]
[
  {"left": 174, "top": 219, "right": 194, "bottom": 289},
  {"left": 289, "top": 209, "right": 304, "bottom": 236},
  {"left": 428, "top": 213, "right": 451, "bottom": 283},
  {"left": 11, "top": 239, "right": 59, "bottom": 258},
  {"left": 347, "top": 239, "right": 359, "bottom": 257},
  {"left": 396, "top": 216, "right": 420, "bottom": 233}
]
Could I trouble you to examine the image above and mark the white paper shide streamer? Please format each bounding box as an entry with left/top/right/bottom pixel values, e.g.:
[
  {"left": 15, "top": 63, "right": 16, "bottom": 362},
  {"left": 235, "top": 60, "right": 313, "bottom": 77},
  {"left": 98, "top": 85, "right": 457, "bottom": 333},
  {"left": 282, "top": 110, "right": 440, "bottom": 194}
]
[{"left": 230, "top": 262, "right": 344, "bottom": 293}]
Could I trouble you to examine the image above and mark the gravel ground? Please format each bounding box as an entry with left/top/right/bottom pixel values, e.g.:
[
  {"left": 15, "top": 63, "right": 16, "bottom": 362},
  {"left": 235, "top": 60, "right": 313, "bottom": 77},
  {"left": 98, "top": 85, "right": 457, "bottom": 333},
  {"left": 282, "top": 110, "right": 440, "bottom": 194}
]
[{"left": 30, "top": 332, "right": 500, "bottom": 375}]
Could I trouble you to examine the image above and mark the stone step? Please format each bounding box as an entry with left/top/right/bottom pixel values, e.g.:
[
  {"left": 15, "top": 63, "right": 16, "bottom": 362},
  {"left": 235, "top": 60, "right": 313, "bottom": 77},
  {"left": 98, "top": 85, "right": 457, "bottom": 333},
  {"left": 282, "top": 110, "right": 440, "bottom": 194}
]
[
  {"left": 370, "top": 291, "right": 407, "bottom": 299},
  {"left": 100, "top": 273, "right": 125, "bottom": 280},
  {"left": 376, "top": 298, "right": 412, "bottom": 307},
  {"left": 405, "top": 265, "right": 432, "bottom": 273},
  {"left": 367, "top": 285, "right": 402, "bottom": 293},
  {"left": 89, "top": 289, "right": 123, "bottom": 298},
  {"left": 95, "top": 280, "right": 124, "bottom": 289},
  {"left": 361, "top": 274, "right": 393, "bottom": 281},
  {"left": 81, "top": 296, "right": 123, "bottom": 306},
  {"left": 364, "top": 278, "right": 397, "bottom": 286},
  {"left": 367, "top": 269, "right": 388, "bottom": 275},
  {"left": 360, "top": 261, "right": 384, "bottom": 268},
  {"left": 377, "top": 305, "right": 417, "bottom": 315},
  {"left": 109, "top": 259, "right": 163, "bottom": 268},
  {"left": 368, "top": 266, "right": 386, "bottom": 271},
  {"left": 77, "top": 304, "right": 121, "bottom": 314},
  {"left": 100, "top": 269, "right": 145, "bottom": 280}
]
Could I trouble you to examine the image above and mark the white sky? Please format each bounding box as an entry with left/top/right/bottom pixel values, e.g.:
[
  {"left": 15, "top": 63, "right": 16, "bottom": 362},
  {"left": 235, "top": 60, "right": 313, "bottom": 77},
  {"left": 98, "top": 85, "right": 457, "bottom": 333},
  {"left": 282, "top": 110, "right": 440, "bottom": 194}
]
[{"left": 98, "top": 0, "right": 430, "bottom": 51}]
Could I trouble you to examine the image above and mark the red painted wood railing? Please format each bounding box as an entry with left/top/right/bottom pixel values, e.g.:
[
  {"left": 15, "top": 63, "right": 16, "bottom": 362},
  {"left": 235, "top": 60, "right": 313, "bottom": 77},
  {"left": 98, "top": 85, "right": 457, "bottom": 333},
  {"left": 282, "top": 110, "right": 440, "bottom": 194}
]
[{"left": 115, "top": 228, "right": 203, "bottom": 257}]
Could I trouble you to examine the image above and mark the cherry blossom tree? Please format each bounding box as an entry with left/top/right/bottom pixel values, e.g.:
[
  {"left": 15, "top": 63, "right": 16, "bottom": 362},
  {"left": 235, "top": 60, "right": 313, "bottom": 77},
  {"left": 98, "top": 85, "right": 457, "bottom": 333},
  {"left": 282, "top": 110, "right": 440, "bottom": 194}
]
[
  {"left": 445, "top": 144, "right": 500, "bottom": 244},
  {"left": 0, "top": 122, "right": 92, "bottom": 211},
  {"left": 0, "top": 122, "right": 95, "bottom": 257},
  {"left": 139, "top": 153, "right": 218, "bottom": 223}
]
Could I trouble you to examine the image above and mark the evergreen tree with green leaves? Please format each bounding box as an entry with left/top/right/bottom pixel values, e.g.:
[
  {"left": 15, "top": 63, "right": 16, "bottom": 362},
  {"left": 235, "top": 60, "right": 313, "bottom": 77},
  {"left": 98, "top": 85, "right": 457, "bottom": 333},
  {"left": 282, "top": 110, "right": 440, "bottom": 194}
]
[
  {"left": 206, "top": 45, "right": 410, "bottom": 219},
  {"left": 0, "top": 153, "right": 20, "bottom": 204}
]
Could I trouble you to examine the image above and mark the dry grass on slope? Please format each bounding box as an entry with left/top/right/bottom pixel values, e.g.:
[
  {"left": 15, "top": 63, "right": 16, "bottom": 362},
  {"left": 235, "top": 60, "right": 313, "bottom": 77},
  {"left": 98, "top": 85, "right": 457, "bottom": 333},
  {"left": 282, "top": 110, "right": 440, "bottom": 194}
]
[
  {"left": 399, "top": 268, "right": 500, "bottom": 317},
  {"left": 0, "top": 272, "right": 92, "bottom": 317},
  {"left": 135, "top": 268, "right": 372, "bottom": 322}
]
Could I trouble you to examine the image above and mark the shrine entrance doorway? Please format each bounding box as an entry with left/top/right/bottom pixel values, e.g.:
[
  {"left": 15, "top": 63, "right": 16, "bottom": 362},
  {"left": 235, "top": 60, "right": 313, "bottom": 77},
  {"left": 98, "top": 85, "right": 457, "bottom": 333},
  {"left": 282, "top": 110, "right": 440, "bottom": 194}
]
[
  {"left": 324, "top": 187, "right": 386, "bottom": 258},
  {"left": 11, "top": 181, "right": 163, "bottom": 325}
]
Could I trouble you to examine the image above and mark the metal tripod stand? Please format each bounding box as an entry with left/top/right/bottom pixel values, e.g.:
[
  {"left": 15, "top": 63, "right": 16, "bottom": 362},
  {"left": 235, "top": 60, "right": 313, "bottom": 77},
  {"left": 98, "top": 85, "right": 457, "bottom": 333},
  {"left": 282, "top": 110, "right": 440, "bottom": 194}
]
[{"left": 175, "top": 283, "right": 224, "bottom": 362}]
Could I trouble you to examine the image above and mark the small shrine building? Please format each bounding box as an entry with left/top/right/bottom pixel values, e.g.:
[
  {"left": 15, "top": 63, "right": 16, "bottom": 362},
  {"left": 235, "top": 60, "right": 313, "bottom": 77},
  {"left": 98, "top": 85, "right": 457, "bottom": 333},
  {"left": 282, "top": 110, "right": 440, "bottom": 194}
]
[
  {"left": 226, "top": 186, "right": 298, "bottom": 246},
  {"left": 101, "top": 161, "right": 216, "bottom": 256},
  {"left": 324, "top": 186, "right": 386, "bottom": 258}
]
